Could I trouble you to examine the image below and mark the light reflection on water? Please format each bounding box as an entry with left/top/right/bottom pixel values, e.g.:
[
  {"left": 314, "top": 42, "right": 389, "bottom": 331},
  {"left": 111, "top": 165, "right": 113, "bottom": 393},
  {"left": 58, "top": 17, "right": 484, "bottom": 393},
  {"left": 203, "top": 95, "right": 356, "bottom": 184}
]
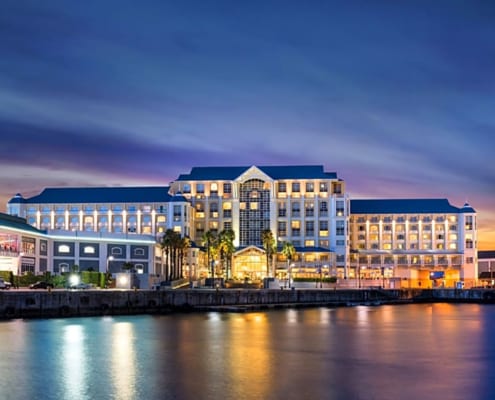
[{"left": 1, "top": 304, "right": 495, "bottom": 400}]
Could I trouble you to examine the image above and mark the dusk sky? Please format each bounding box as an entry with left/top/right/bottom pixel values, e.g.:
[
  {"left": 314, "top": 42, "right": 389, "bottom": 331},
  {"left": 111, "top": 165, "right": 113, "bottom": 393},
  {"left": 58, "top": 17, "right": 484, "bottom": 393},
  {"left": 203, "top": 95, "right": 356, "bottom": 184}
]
[{"left": 1, "top": 1, "right": 494, "bottom": 248}]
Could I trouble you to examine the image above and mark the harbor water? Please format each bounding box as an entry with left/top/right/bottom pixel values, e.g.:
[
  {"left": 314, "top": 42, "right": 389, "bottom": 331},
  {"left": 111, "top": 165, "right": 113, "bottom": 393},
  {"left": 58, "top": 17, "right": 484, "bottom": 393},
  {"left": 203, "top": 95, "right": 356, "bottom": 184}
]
[{"left": 1, "top": 303, "right": 495, "bottom": 400}]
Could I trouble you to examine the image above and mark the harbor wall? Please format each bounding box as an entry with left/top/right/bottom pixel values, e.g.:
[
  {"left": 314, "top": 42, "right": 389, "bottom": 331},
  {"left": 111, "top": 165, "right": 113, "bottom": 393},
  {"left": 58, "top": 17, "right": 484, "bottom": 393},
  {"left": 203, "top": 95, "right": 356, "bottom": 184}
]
[{"left": 0, "top": 288, "right": 493, "bottom": 319}]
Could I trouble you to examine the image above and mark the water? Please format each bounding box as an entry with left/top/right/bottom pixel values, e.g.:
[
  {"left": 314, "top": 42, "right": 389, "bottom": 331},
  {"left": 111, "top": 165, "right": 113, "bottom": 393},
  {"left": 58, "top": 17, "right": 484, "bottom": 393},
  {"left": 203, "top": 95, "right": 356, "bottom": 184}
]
[{"left": 1, "top": 303, "right": 495, "bottom": 400}]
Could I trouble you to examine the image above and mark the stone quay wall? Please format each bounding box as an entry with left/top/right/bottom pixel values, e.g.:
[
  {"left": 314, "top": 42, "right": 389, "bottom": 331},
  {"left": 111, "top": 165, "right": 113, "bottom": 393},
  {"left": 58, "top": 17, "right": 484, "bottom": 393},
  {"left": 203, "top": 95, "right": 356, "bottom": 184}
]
[{"left": 0, "top": 288, "right": 493, "bottom": 320}]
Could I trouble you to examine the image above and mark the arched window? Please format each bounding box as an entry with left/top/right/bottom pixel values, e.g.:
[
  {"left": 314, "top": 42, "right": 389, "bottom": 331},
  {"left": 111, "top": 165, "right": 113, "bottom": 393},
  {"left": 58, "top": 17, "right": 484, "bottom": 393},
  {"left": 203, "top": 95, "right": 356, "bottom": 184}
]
[
  {"left": 83, "top": 246, "right": 95, "bottom": 254},
  {"left": 111, "top": 247, "right": 122, "bottom": 256},
  {"left": 59, "top": 263, "right": 70, "bottom": 273},
  {"left": 58, "top": 244, "right": 70, "bottom": 253},
  {"left": 134, "top": 248, "right": 145, "bottom": 256}
]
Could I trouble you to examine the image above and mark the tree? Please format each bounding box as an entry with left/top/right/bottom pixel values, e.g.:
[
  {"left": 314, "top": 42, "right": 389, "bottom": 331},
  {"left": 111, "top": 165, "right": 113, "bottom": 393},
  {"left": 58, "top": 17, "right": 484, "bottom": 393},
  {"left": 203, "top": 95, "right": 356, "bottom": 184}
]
[
  {"left": 218, "top": 229, "right": 235, "bottom": 279},
  {"left": 160, "top": 229, "right": 177, "bottom": 281},
  {"left": 261, "top": 229, "right": 276, "bottom": 278},
  {"left": 122, "top": 262, "right": 134, "bottom": 273},
  {"left": 201, "top": 230, "right": 218, "bottom": 281},
  {"left": 177, "top": 235, "right": 191, "bottom": 279},
  {"left": 281, "top": 242, "right": 296, "bottom": 288}
]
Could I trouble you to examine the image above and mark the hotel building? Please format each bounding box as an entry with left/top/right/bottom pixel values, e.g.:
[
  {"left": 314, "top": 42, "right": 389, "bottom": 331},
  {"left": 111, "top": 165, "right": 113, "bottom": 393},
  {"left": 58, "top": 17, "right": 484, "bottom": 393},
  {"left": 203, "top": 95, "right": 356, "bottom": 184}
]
[{"left": 2, "top": 165, "right": 479, "bottom": 287}]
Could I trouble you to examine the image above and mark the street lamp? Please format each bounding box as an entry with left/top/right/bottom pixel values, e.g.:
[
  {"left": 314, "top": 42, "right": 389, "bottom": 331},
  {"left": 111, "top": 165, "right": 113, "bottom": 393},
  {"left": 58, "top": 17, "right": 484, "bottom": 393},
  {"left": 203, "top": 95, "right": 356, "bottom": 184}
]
[{"left": 106, "top": 256, "right": 114, "bottom": 289}]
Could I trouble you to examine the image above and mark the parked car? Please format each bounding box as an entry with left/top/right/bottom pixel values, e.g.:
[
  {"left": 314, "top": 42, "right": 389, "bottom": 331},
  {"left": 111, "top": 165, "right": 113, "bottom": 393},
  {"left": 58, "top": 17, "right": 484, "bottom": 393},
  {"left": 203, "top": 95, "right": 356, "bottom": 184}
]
[
  {"left": 68, "top": 282, "right": 92, "bottom": 290},
  {"left": 29, "top": 281, "right": 54, "bottom": 289},
  {"left": 0, "top": 278, "right": 12, "bottom": 290}
]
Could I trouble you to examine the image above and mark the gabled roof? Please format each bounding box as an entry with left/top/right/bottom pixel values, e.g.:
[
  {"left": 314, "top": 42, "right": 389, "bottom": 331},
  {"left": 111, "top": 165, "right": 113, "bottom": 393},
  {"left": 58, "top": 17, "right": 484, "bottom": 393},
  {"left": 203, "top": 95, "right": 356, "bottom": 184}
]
[
  {"left": 350, "top": 199, "right": 464, "bottom": 214},
  {"left": 176, "top": 165, "right": 338, "bottom": 181},
  {"left": 0, "top": 212, "right": 46, "bottom": 235},
  {"left": 20, "top": 186, "right": 177, "bottom": 204}
]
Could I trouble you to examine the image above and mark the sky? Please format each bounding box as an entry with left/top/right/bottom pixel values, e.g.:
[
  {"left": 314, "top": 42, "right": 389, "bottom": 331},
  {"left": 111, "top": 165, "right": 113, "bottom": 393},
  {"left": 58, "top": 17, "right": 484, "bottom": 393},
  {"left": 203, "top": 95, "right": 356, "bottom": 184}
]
[{"left": 1, "top": 1, "right": 494, "bottom": 249}]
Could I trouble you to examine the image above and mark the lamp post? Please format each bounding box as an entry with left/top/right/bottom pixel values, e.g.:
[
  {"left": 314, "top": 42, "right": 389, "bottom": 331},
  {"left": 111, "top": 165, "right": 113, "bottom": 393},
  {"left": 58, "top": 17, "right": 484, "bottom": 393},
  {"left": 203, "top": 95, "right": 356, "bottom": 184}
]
[{"left": 106, "top": 255, "right": 114, "bottom": 288}]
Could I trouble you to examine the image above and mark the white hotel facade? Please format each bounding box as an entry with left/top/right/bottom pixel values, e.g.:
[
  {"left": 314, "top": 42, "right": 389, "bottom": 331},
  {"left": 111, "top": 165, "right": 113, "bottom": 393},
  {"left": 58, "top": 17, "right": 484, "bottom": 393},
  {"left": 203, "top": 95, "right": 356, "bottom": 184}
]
[{"left": 1, "top": 165, "right": 479, "bottom": 287}]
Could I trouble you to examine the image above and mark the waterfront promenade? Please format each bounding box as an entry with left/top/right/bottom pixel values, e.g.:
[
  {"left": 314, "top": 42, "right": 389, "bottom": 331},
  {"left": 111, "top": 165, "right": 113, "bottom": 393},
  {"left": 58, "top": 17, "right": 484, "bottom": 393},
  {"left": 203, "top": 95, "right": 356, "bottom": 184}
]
[{"left": 1, "top": 287, "right": 495, "bottom": 319}]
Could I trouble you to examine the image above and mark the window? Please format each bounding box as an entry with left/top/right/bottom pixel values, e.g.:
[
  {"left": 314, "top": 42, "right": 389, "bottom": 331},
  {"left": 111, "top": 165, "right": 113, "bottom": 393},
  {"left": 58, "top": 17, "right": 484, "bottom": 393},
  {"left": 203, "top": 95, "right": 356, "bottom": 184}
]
[
  {"left": 196, "top": 183, "right": 204, "bottom": 194},
  {"left": 291, "top": 220, "right": 301, "bottom": 236},
  {"left": 319, "top": 201, "right": 328, "bottom": 216},
  {"left": 278, "top": 182, "right": 286, "bottom": 193},
  {"left": 319, "top": 182, "right": 328, "bottom": 192},
  {"left": 111, "top": 247, "right": 122, "bottom": 255},
  {"left": 336, "top": 201, "right": 344, "bottom": 216},
  {"left": 209, "top": 203, "right": 219, "bottom": 218},
  {"left": 278, "top": 202, "right": 287, "bottom": 217},
  {"left": 223, "top": 202, "right": 232, "bottom": 218},
  {"left": 134, "top": 248, "right": 145, "bottom": 256},
  {"left": 305, "top": 202, "right": 314, "bottom": 217},
  {"left": 58, "top": 245, "right": 70, "bottom": 253},
  {"left": 277, "top": 221, "right": 287, "bottom": 237},
  {"left": 223, "top": 183, "right": 232, "bottom": 194},
  {"left": 466, "top": 257, "right": 474, "bottom": 264},
  {"left": 210, "top": 182, "right": 218, "bottom": 195},
  {"left": 291, "top": 202, "right": 300, "bottom": 217},
  {"left": 466, "top": 239, "right": 473, "bottom": 249},
  {"left": 183, "top": 183, "right": 191, "bottom": 193},
  {"left": 173, "top": 205, "right": 181, "bottom": 221},
  {"left": 336, "top": 220, "right": 345, "bottom": 236},
  {"left": 306, "top": 182, "right": 314, "bottom": 192},
  {"left": 465, "top": 216, "right": 473, "bottom": 230},
  {"left": 83, "top": 246, "right": 95, "bottom": 254},
  {"left": 336, "top": 239, "right": 345, "bottom": 246},
  {"left": 319, "top": 220, "right": 329, "bottom": 237},
  {"left": 305, "top": 221, "right": 314, "bottom": 236},
  {"left": 333, "top": 183, "right": 342, "bottom": 194},
  {"left": 292, "top": 182, "right": 300, "bottom": 192}
]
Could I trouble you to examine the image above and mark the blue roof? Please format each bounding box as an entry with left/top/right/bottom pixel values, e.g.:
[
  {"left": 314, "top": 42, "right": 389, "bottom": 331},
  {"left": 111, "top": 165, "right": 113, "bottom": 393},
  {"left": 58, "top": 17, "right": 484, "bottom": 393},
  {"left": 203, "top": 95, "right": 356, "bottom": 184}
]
[
  {"left": 7, "top": 193, "right": 26, "bottom": 204},
  {"left": 479, "top": 250, "right": 495, "bottom": 259},
  {"left": 0, "top": 212, "right": 46, "bottom": 234},
  {"left": 21, "top": 186, "right": 177, "bottom": 204},
  {"left": 176, "top": 165, "right": 338, "bottom": 181},
  {"left": 350, "top": 199, "right": 465, "bottom": 214},
  {"left": 460, "top": 203, "right": 476, "bottom": 213}
]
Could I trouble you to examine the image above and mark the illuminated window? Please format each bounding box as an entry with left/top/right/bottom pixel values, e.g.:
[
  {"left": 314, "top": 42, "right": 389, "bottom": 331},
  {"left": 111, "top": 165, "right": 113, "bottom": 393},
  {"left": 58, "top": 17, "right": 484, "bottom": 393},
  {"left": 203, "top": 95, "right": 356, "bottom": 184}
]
[
  {"left": 59, "top": 245, "right": 70, "bottom": 253},
  {"left": 134, "top": 248, "right": 145, "bottom": 256},
  {"left": 83, "top": 246, "right": 95, "bottom": 254}
]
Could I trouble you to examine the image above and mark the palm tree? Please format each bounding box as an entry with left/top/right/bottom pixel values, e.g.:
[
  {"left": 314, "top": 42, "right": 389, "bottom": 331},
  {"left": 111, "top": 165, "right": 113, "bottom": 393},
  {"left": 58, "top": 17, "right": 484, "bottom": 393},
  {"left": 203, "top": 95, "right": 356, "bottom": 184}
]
[
  {"left": 177, "top": 235, "right": 191, "bottom": 279},
  {"left": 261, "top": 229, "right": 276, "bottom": 278},
  {"left": 218, "top": 229, "right": 235, "bottom": 279},
  {"left": 281, "top": 242, "right": 296, "bottom": 288},
  {"left": 201, "top": 230, "right": 217, "bottom": 282},
  {"left": 160, "top": 229, "right": 176, "bottom": 281}
]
